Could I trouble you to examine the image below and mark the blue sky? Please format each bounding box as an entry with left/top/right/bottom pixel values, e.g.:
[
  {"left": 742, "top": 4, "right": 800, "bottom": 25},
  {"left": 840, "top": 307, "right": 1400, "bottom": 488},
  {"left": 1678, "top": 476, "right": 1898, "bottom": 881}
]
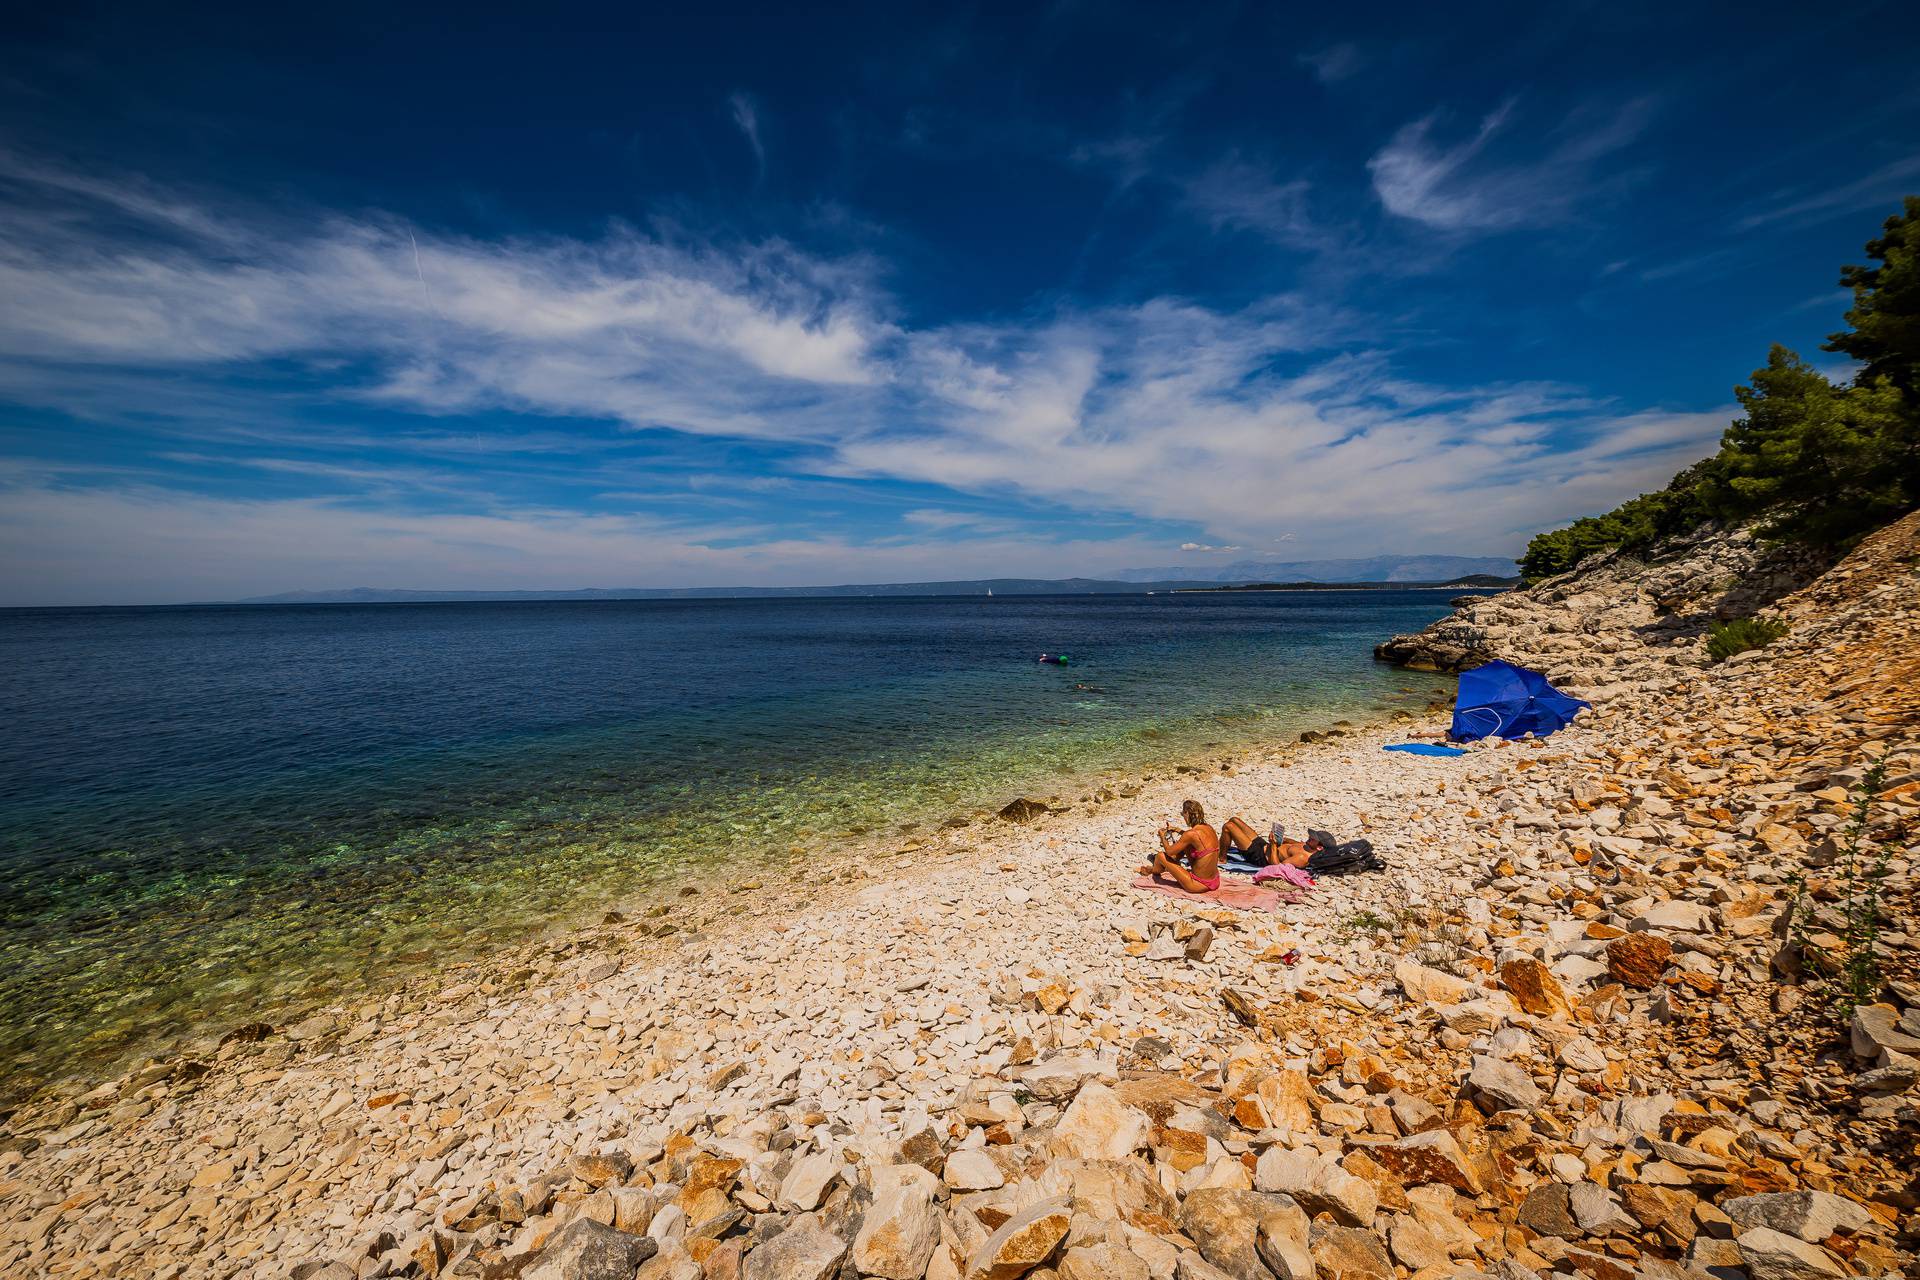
[{"left": 1, "top": 1, "right": 1916, "bottom": 604}]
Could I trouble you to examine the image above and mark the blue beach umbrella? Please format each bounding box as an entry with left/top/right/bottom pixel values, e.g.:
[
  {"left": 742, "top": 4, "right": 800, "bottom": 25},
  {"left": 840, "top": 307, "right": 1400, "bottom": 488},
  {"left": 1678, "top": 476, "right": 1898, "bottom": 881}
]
[{"left": 1448, "top": 660, "right": 1591, "bottom": 743}]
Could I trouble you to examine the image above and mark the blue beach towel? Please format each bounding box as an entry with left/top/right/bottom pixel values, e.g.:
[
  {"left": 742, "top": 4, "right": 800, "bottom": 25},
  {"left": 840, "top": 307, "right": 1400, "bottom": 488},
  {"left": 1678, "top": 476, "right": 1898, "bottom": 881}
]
[{"left": 1383, "top": 742, "right": 1466, "bottom": 757}]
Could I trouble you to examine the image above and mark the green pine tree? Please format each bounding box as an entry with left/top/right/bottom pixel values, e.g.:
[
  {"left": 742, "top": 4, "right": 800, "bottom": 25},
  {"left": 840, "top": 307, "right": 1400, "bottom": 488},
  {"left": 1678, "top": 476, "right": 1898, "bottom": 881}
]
[
  {"left": 1827, "top": 195, "right": 1920, "bottom": 400},
  {"left": 1519, "top": 198, "right": 1920, "bottom": 578}
]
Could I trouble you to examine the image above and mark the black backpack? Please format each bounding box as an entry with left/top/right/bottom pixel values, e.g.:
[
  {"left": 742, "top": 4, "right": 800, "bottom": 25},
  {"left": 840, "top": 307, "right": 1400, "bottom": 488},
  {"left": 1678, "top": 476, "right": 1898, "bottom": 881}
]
[{"left": 1306, "top": 838, "right": 1386, "bottom": 876}]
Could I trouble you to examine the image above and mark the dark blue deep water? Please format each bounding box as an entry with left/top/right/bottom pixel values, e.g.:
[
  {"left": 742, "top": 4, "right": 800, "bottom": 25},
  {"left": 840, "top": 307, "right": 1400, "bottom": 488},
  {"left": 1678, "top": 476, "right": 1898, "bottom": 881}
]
[{"left": 0, "top": 592, "right": 1460, "bottom": 1089}]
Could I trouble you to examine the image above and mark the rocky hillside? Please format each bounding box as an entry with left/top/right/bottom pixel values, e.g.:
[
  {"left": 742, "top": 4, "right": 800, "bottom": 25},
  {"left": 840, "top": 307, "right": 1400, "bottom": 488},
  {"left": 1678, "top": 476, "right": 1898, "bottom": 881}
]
[
  {"left": 1, "top": 515, "right": 1915, "bottom": 1280},
  {"left": 1373, "top": 523, "right": 1834, "bottom": 688}
]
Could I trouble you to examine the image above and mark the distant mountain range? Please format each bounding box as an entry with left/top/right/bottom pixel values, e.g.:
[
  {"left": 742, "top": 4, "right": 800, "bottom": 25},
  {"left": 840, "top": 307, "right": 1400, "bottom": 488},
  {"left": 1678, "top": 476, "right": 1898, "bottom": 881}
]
[
  {"left": 227, "top": 564, "right": 1517, "bottom": 605},
  {"left": 230, "top": 579, "right": 1210, "bottom": 604},
  {"left": 1109, "top": 554, "right": 1517, "bottom": 584}
]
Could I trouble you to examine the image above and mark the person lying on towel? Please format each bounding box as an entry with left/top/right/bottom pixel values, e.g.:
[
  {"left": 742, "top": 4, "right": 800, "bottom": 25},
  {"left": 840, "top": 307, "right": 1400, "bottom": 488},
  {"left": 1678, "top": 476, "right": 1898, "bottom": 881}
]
[
  {"left": 1138, "top": 799, "right": 1221, "bottom": 893},
  {"left": 1219, "top": 816, "right": 1325, "bottom": 868}
]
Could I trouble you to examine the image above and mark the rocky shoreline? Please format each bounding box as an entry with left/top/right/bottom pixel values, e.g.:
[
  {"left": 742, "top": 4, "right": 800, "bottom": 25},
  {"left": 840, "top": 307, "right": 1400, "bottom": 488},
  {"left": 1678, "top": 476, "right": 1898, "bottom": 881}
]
[{"left": 2, "top": 514, "right": 1915, "bottom": 1280}]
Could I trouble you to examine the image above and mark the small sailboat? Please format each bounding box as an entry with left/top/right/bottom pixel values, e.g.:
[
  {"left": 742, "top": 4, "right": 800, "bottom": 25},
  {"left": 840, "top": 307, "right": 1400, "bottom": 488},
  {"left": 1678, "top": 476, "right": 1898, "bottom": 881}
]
[{"left": 986, "top": 587, "right": 993, "bottom": 596}]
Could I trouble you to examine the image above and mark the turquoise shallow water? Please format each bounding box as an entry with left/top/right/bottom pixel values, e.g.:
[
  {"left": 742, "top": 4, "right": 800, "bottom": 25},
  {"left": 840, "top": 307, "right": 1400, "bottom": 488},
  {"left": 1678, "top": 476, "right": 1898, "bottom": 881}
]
[{"left": 0, "top": 592, "right": 1460, "bottom": 1091}]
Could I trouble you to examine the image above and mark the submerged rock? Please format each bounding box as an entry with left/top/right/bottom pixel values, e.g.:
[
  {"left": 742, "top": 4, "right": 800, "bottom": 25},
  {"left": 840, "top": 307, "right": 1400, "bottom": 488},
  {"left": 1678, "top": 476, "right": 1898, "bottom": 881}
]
[{"left": 997, "top": 798, "right": 1054, "bottom": 823}]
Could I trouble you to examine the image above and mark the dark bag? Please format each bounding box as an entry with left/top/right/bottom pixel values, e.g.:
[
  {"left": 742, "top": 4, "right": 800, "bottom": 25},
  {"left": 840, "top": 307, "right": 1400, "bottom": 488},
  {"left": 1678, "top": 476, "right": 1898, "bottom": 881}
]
[{"left": 1305, "top": 838, "right": 1385, "bottom": 876}]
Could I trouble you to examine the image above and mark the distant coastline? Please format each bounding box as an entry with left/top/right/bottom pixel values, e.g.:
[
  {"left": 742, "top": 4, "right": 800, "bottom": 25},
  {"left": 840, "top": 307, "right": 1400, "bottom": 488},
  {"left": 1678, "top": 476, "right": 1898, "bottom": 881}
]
[
  {"left": 206, "top": 572, "right": 1521, "bottom": 607},
  {"left": 1175, "top": 576, "right": 1518, "bottom": 594},
  {"left": 215, "top": 578, "right": 1214, "bottom": 605}
]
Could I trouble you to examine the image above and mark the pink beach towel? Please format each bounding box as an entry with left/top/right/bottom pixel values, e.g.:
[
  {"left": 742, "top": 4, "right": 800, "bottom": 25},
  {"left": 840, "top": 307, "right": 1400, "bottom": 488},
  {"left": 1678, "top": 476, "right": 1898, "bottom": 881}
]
[
  {"left": 1252, "top": 863, "right": 1315, "bottom": 890},
  {"left": 1131, "top": 874, "right": 1296, "bottom": 911}
]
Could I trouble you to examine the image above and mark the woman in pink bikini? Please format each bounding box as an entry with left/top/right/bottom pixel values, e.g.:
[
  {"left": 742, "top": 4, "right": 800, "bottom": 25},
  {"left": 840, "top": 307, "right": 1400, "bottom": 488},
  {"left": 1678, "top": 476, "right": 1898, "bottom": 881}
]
[{"left": 1138, "top": 799, "right": 1221, "bottom": 893}]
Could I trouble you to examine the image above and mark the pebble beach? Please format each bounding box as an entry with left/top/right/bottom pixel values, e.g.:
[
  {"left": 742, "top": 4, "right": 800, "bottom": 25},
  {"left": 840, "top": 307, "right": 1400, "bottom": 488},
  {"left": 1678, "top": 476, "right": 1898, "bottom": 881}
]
[{"left": 2, "top": 512, "right": 1916, "bottom": 1280}]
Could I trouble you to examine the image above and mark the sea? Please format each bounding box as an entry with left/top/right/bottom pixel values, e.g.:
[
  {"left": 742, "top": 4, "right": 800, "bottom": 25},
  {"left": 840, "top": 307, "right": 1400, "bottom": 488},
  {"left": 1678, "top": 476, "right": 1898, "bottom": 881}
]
[{"left": 0, "top": 590, "right": 1465, "bottom": 1093}]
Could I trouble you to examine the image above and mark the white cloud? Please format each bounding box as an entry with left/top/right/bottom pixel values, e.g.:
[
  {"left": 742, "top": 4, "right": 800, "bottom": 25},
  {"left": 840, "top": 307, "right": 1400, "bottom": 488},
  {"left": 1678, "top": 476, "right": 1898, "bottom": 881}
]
[
  {"left": 729, "top": 92, "right": 767, "bottom": 179},
  {"left": 1367, "top": 97, "right": 1653, "bottom": 231},
  {"left": 0, "top": 154, "right": 1735, "bottom": 602},
  {"left": 1179, "top": 542, "right": 1241, "bottom": 552},
  {"left": 837, "top": 301, "right": 1725, "bottom": 562},
  {"left": 0, "top": 161, "right": 887, "bottom": 444}
]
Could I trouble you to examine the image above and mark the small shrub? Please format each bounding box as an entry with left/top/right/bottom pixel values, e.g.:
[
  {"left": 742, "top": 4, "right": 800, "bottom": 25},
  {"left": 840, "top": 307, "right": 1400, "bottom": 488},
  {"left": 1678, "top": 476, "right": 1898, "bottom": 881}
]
[
  {"left": 1340, "top": 909, "right": 1390, "bottom": 934},
  {"left": 1836, "top": 757, "right": 1897, "bottom": 1019},
  {"left": 1784, "top": 756, "right": 1894, "bottom": 1023},
  {"left": 1706, "top": 616, "right": 1788, "bottom": 662}
]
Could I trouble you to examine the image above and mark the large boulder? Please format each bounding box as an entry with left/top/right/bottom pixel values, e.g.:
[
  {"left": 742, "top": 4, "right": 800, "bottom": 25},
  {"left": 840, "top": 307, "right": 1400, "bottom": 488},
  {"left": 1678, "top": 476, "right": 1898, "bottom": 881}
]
[
  {"left": 1632, "top": 900, "right": 1713, "bottom": 934},
  {"left": 1619, "top": 1184, "right": 1700, "bottom": 1247},
  {"left": 968, "top": 1195, "right": 1071, "bottom": 1280},
  {"left": 1308, "top": 1224, "right": 1393, "bottom": 1280},
  {"left": 1373, "top": 630, "right": 1488, "bottom": 674},
  {"left": 1467, "top": 1055, "right": 1541, "bottom": 1112},
  {"left": 1016, "top": 1055, "right": 1117, "bottom": 1101},
  {"left": 1365, "top": 1130, "right": 1481, "bottom": 1194},
  {"left": 1253, "top": 1202, "right": 1314, "bottom": 1280},
  {"left": 1046, "top": 1158, "right": 1178, "bottom": 1227},
  {"left": 1568, "top": 1181, "right": 1629, "bottom": 1234},
  {"left": 1497, "top": 958, "right": 1568, "bottom": 1017},
  {"left": 1394, "top": 962, "right": 1475, "bottom": 1005},
  {"left": 1173, "top": 1253, "right": 1237, "bottom": 1280},
  {"left": 851, "top": 1164, "right": 940, "bottom": 1280},
  {"left": 1252, "top": 1149, "right": 1376, "bottom": 1227},
  {"left": 1240, "top": 1070, "right": 1318, "bottom": 1134},
  {"left": 1180, "top": 1188, "right": 1305, "bottom": 1280},
  {"left": 523, "top": 1218, "right": 660, "bottom": 1280},
  {"left": 744, "top": 1222, "right": 847, "bottom": 1280},
  {"left": 1721, "top": 1191, "right": 1875, "bottom": 1243},
  {"left": 1049, "top": 1083, "right": 1150, "bottom": 1161},
  {"left": 1606, "top": 934, "right": 1672, "bottom": 988},
  {"left": 942, "top": 1148, "right": 1004, "bottom": 1192},
  {"left": 1057, "top": 1242, "right": 1151, "bottom": 1280},
  {"left": 1516, "top": 1184, "right": 1579, "bottom": 1240},
  {"left": 1850, "top": 1003, "right": 1920, "bottom": 1061},
  {"left": 777, "top": 1152, "right": 841, "bottom": 1212},
  {"left": 1736, "top": 1227, "right": 1845, "bottom": 1280},
  {"left": 1557, "top": 1036, "right": 1608, "bottom": 1073},
  {"left": 1384, "top": 1215, "right": 1449, "bottom": 1272}
]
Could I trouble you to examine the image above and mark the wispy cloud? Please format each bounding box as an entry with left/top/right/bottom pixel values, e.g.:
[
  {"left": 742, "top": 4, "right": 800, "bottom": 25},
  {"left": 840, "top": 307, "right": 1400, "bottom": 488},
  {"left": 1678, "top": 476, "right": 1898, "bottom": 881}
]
[
  {"left": 1734, "top": 154, "right": 1920, "bottom": 231},
  {"left": 1297, "top": 43, "right": 1364, "bottom": 86},
  {"left": 1179, "top": 542, "right": 1241, "bottom": 552},
  {"left": 1633, "top": 245, "right": 1744, "bottom": 284},
  {"left": 900, "top": 508, "right": 990, "bottom": 530},
  {"left": 1367, "top": 96, "right": 1654, "bottom": 231},
  {"left": 0, "top": 157, "right": 887, "bottom": 444},
  {"left": 1181, "top": 155, "right": 1327, "bottom": 249},
  {"left": 728, "top": 92, "right": 767, "bottom": 181},
  {"left": 1069, "top": 134, "right": 1162, "bottom": 192}
]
